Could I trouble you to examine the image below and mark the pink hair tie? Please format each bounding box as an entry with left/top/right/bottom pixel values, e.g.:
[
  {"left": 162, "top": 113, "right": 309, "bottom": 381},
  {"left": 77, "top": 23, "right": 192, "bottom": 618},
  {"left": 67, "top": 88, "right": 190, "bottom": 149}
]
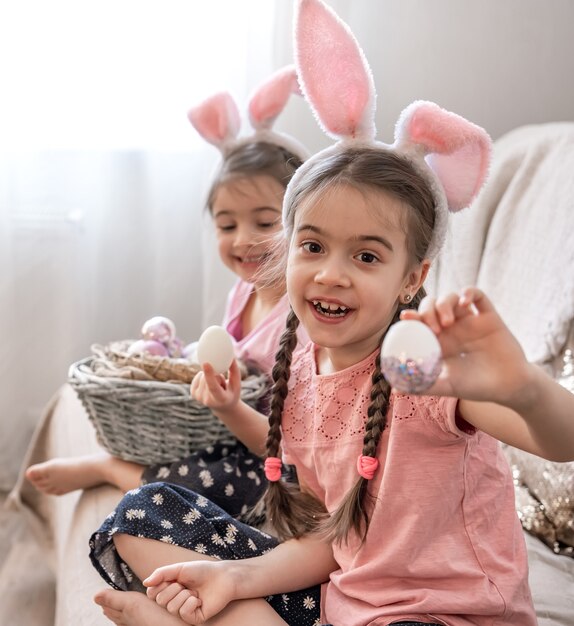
[
  {"left": 264, "top": 457, "right": 283, "bottom": 482},
  {"left": 356, "top": 454, "right": 379, "bottom": 480}
]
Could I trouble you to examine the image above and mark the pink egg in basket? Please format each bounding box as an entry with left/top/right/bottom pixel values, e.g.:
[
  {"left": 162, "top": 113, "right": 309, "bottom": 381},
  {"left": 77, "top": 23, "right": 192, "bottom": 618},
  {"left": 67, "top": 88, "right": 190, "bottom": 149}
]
[
  {"left": 141, "top": 316, "right": 176, "bottom": 345},
  {"left": 127, "top": 338, "right": 170, "bottom": 357},
  {"left": 380, "top": 320, "right": 442, "bottom": 394}
]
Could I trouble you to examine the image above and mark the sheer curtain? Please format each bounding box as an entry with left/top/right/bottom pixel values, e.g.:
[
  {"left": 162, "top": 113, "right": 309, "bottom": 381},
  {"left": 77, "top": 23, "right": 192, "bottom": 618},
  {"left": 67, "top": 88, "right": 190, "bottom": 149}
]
[{"left": 0, "top": 0, "right": 278, "bottom": 489}]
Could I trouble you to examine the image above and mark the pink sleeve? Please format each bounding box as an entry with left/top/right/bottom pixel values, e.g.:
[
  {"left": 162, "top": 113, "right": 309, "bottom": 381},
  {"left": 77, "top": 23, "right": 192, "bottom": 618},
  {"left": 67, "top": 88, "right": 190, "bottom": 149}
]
[
  {"left": 222, "top": 280, "right": 248, "bottom": 329},
  {"left": 435, "top": 396, "right": 477, "bottom": 437}
]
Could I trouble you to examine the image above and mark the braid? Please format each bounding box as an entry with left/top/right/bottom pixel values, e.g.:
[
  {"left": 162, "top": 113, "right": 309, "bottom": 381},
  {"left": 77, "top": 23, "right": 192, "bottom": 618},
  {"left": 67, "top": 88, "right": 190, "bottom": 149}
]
[
  {"left": 322, "top": 290, "right": 427, "bottom": 544},
  {"left": 321, "top": 338, "right": 393, "bottom": 544},
  {"left": 265, "top": 309, "right": 300, "bottom": 459},
  {"left": 263, "top": 289, "right": 428, "bottom": 543},
  {"left": 264, "top": 309, "right": 328, "bottom": 540}
]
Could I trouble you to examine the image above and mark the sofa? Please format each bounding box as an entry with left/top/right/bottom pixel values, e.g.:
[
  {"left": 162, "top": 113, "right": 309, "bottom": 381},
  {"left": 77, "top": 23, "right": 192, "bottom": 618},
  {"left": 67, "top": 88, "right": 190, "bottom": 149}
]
[{"left": 7, "top": 122, "right": 574, "bottom": 625}]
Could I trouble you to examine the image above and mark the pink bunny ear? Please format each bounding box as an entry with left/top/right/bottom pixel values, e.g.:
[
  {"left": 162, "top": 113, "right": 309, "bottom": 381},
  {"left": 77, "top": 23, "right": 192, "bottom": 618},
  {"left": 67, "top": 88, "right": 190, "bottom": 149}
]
[
  {"left": 248, "top": 65, "right": 301, "bottom": 131},
  {"left": 187, "top": 92, "right": 241, "bottom": 151},
  {"left": 294, "top": 0, "right": 376, "bottom": 141},
  {"left": 396, "top": 101, "right": 492, "bottom": 212}
]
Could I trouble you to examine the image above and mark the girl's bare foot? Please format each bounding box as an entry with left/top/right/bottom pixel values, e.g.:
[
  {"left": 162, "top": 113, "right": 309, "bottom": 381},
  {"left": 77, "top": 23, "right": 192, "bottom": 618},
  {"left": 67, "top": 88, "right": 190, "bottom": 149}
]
[
  {"left": 94, "top": 589, "right": 185, "bottom": 626},
  {"left": 94, "top": 588, "right": 288, "bottom": 626},
  {"left": 26, "top": 452, "right": 143, "bottom": 495}
]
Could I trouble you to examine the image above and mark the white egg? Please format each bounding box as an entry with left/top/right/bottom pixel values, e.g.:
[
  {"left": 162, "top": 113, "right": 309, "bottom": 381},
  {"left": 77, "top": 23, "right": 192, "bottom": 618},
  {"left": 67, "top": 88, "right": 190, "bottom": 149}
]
[
  {"left": 380, "top": 319, "right": 442, "bottom": 393},
  {"left": 196, "top": 325, "right": 235, "bottom": 374}
]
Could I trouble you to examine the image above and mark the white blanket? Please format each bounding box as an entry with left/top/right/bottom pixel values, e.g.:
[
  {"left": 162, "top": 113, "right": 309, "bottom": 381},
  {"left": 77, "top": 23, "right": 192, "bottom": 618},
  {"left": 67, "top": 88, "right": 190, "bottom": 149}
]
[{"left": 428, "top": 122, "right": 574, "bottom": 366}]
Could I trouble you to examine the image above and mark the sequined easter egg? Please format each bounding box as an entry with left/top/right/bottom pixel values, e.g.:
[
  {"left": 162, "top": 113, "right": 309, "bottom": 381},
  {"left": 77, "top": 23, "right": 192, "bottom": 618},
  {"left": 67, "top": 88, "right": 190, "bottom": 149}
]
[
  {"left": 127, "top": 338, "right": 170, "bottom": 357},
  {"left": 141, "top": 316, "right": 176, "bottom": 344},
  {"left": 197, "top": 325, "right": 235, "bottom": 374},
  {"left": 381, "top": 320, "right": 442, "bottom": 393}
]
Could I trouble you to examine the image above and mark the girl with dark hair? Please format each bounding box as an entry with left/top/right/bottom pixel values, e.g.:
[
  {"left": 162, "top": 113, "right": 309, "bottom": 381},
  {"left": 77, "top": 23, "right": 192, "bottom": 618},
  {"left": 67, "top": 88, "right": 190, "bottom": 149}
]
[
  {"left": 26, "top": 68, "right": 308, "bottom": 519},
  {"left": 90, "top": 2, "right": 574, "bottom": 625}
]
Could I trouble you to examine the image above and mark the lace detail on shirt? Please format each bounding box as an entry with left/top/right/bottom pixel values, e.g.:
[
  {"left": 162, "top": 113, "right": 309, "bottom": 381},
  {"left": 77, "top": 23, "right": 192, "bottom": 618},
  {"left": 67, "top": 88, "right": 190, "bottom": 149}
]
[
  {"left": 283, "top": 354, "right": 377, "bottom": 442},
  {"left": 282, "top": 346, "right": 457, "bottom": 443},
  {"left": 397, "top": 393, "right": 465, "bottom": 436},
  {"left": 392, "top": 393, "right": 442, "bottom": 421}
]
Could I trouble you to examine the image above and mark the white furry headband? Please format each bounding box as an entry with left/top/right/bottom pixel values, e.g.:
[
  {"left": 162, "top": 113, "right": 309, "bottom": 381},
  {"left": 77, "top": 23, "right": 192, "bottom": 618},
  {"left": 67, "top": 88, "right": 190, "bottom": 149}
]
[
  {"left": 285, "top": 0, "right": 492, "bottom": 259},
  {"left": 187, "top": 65, "right": 309, "bottom": 162}
]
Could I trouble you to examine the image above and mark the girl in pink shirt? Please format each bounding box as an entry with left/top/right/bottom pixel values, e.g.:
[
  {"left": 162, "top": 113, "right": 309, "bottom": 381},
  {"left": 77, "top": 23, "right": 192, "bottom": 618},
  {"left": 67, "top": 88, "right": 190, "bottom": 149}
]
[
  {"left": 91, "top": 2, "right": 574, "bottom": 625},
  {"left": 223, "top": 278, "right": 304, "bottom": 378},
  {"left": 25, "top": 67, "right": 308, "bottom": 513}
]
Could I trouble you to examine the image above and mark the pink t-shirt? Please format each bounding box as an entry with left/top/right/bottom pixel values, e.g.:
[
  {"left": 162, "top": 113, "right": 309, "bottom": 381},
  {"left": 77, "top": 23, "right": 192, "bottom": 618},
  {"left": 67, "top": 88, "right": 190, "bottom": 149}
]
[
  {"left": 222, "top": 280, "right": 309, "bottom": 378},
  {"left": 282, "top": 343, "right": 537, "bottom": 626}
]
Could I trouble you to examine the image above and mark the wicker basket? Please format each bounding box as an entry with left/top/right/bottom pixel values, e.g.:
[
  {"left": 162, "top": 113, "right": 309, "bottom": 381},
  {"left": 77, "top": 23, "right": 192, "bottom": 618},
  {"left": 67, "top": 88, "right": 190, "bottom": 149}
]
[
  {"left": 91, "top": 341, "right": 202, "bottom": 384},
  {"left": 68, "top": 356, "right": 269, "bottom": 465}
]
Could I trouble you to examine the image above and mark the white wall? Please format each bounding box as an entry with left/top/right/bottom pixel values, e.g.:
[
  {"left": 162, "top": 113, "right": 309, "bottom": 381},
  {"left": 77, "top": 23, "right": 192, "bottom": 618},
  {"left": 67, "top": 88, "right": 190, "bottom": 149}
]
[{"left": 273, "top": 0, "right": 574, "bottom": 149}]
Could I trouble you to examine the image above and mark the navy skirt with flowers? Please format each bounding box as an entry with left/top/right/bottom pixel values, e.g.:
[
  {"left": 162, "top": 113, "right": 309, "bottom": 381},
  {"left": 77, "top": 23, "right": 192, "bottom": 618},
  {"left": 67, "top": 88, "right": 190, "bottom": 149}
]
[{"left": 89, "top": 443, "right": 322, "bottom": 626}]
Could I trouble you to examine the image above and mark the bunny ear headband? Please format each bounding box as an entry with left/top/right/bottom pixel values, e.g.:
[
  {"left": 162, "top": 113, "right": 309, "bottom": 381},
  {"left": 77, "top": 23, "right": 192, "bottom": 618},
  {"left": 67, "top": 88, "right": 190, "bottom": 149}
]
[
  {"left": 287, "top": 0, "right": 492, "bottom": 259},
  {"left": 187, "top": 65, "right": 310, "bottom": 162}
]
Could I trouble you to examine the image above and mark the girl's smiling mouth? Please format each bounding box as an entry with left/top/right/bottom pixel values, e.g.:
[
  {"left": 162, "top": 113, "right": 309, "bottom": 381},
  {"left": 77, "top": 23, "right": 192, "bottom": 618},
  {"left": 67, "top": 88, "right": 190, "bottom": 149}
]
[
  {"left": 235, "top": 253, "right": 267, "bottom": 265},
  {"left": 310, "top": 299, "right": 352, "bottom": 319}
]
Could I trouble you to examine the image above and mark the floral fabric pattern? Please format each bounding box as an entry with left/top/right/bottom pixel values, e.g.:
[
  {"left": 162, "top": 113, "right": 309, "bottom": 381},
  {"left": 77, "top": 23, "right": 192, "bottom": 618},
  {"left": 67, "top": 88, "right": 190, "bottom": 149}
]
[{"left": 90, "top": 452, "right": 321, "bottom": 626}]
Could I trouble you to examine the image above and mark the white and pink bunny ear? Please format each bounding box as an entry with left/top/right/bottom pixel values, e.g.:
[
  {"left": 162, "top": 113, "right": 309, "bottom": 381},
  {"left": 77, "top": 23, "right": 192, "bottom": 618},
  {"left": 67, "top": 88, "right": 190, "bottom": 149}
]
[
  {"left": 248, "top": 65, "right": 301, "bottom": 131},
  {"left": 187, "top": 92, "right": 241, "bottom": 153},
  {"left": 395, "top": 101, "right": 491, "bottom": 212},
  {"left": 187, "top": 67, "right": 309, "bottom": 160},
  {"left": 294, "top": 0, "right": 376, "bottom": 141},
  {"left": 286, "top": 0, "right": 492, "bottom": 260}
]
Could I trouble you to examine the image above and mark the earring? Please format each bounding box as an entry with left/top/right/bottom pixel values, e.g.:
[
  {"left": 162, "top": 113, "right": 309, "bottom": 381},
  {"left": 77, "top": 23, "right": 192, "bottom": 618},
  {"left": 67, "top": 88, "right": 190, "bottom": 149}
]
[{"left": 403, "top": 294, "right": 412, "bottom": 303}]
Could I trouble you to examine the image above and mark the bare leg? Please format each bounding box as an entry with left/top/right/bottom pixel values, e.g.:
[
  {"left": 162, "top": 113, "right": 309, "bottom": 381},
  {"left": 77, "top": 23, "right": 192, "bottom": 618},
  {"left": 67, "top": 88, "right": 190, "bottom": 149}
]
[
  {"left": 94, "top": 588, "right": 288, "bottom": 626},
  {"left": 113, "top": 535, "right": 218, "bottom": 581},
  {"left": 26, "top": 452, "right": 143, "bottom": 495},
  {"left": 106, "top": 535, "right": 290, "bottom": 625}
]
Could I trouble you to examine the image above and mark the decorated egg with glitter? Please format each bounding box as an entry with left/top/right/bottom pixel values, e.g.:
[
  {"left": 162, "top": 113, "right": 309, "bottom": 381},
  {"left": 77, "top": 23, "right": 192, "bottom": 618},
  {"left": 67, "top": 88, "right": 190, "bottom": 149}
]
[
  {"left": 141, "top": 316, "right": 176, "bottom": 345},
  {"left": 197, "top": 325, "right": 235, "bottom": 374},
  {"left": 381, "top": 320, "right": 442, "bottom": 393}
]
